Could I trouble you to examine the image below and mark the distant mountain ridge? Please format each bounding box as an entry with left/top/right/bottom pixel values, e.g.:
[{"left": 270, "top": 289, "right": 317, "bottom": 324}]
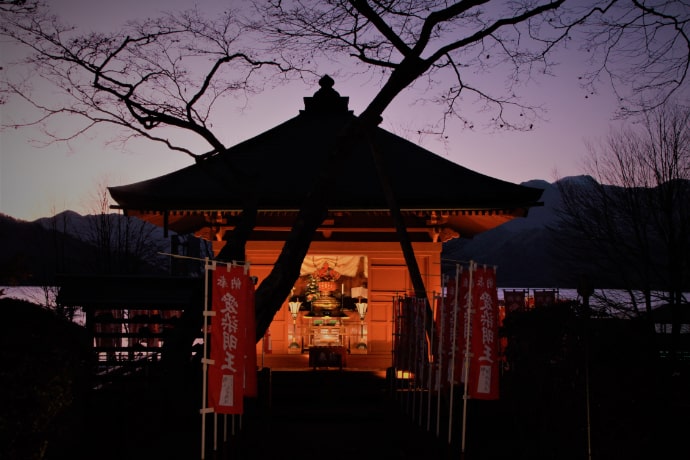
[
  {"left": 441, "top": 177, "right": 577, "bottom": 287},
  {"left": 2, "top": 177, "right": 590, "bottom": 287},
  {"left": 0, "top": 211, "right": 172, "bottom": 285},
  {"left": 442, "top": 174, "right": 690, "bottom": 288}
]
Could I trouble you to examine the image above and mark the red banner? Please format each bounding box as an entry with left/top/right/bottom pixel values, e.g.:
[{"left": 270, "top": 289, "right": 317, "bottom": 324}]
[
  {"left": 467, "top": 266, "right": 500, "bottom": 400},
  {"left": 208, "top": 264, "right": 254, "bottom": 414},
  {"left": 434, "top": 265, "right": 500, "bottom": 399},
  {"left": 533, "top": 289, "right": 557, "bottom": 308},
  {"left": 435, "top": 270, "right": 470, "bottom": 387},
  {"left": 433, "top": 293, "right": 450, "bottom": 390},
  {"left": 504, "top": 289, "right": 527, "bottom": 314}
]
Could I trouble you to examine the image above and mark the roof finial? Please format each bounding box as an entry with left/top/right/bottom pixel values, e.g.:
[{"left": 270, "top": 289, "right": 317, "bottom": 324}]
[
  {"left": 319, "top": 74, "right": 335, "bottom": 89},
  {"left": 302, "top": 75, "right": 351, "bottom": 115}
]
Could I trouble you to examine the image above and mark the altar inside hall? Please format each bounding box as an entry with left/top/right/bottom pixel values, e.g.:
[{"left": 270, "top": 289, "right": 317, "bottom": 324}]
[{"left": 283, "top": 256, "right": 371, "bottom": 368}]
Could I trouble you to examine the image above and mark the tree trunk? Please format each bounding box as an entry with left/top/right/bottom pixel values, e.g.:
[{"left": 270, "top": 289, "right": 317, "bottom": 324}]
[
  {"left": 367, "top": 132, "right": 433, "bottom": 333},
  {"left": 225, "top": 61, "right": 432, "bottom": 340},
  {"left": 253, "top": 118, "right": 358, "bottom": 336}
]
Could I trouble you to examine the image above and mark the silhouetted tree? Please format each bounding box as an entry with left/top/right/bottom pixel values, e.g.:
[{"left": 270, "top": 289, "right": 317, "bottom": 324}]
[
  {"left": 501, "top": 300, "right": 659, "bottom": 459},
  {"left": 2, "top": 1, "right": 689, "bottom": 338},
  {"left": 244, "top": 0, "right": 690, "bottom": 335},
  {"left": 0, "top": 0, "right": 35, "bottom": 16},
  {"left": 80, "top": 182, "right": 169, "bottom": 275},
  {"left": 553, "top": 102, "right": 690, "bottom": 360}
]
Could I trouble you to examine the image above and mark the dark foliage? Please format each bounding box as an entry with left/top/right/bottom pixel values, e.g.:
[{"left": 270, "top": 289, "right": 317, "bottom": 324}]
[
  {"left": 3, "top": 295, "right": 688, "bottom": 459},
  {"left": 494, "top": 300, "right": 686, "bottom": 460},
  {"left": 0, "top": 298, "right": 91, "bottom": 460}
]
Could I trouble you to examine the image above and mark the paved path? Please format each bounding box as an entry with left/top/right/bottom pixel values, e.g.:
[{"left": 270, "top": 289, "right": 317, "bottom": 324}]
[
  {"left": 80, "top": 366, "right": 454, "bottom": 460},
  {"left": 220, "top": 369, "right": 451, "bottom": 459},
  {"left": 78, "top": 353, "right": 690, "bottom": 460}
]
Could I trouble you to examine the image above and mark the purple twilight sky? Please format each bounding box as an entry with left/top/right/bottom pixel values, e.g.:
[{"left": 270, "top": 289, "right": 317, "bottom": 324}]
[{"left": 0, "top": 0, "right": 627, "bottom": 221}]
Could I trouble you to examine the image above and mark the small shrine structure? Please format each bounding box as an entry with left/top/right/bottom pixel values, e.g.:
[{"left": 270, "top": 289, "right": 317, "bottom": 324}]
[{"left": 108, "top": 76, "right": 544, "bottom": 365}]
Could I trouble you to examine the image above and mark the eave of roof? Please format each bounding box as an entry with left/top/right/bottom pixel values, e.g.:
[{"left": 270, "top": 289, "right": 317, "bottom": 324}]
[
  {"left": 122, "top": 206, "right": 536, "bottom": 241},
  {"left": 108, "top": 76, "right": 543, "bottom": 238}
]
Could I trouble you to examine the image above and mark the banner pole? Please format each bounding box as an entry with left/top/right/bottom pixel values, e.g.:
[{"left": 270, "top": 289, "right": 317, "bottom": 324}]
[
  {"left": 391, "top": 294, "right": 397, "bottom": 399},
  {"left": 447, "top": 264, "right": 461, "bottom": 445},
  {"left": 426, "top": 292, "right": 435, "bottom": 432},
  {"left": 418, "top": 297, "right": 426, "bottom": 427},
  {"left": 461, "top": 260, "right": 475, "bottom": 457},
  {"left": 412, "top": 296, "right": 426, "bottom": 426},
  {"left": 407, "top": 296, "right": 414, "bottom": 415},
  {"left": 436, "top": 284, "right": 445, "bottom": 439},
  {"left": 200, "top": 258, "right": 211, "bottom": 460},
  {"left": 406, "top": 297, "right": 419, "bottom": 420},
  {"left": 397, "top": 296, "right": 404, "bottom": 406},
  {"left": 213, "top": 413, "right": 218, "bottom": 452}
]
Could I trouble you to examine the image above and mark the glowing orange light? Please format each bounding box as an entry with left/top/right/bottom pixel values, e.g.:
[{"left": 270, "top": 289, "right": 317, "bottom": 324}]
[{"left": 396, "top": 370, "right": 414, "bottom": 380}]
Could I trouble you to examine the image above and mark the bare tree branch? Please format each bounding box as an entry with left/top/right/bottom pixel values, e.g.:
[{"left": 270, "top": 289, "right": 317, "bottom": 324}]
[
  {"left": 0, "top": 4, "right": 308, "bottom": 157},
  {"left": 3, "top": 1, "right": 689, "bottom": 342},
  {"left": 254, "top": 1, "right": 690, "bottom": 134},
  {"left": 553, "top": 101, "right": 690, "bottom": 361},
  {"left": 0, "top": 0, "right": 36, "bottom": 14},
  {"left": 577, "top": 0, "right": 690, "bottom": 115}
]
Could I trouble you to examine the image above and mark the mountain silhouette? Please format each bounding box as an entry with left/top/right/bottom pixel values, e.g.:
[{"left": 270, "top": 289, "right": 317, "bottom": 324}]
[
  {"left": 441, "top": 177, "right": 580, "bottom": 287},
  {"left": 2, "top": 177, "right": 598, "bottom": 287},
  {"left": 0, "top": 211, "right": 173, "bottom": 285}
]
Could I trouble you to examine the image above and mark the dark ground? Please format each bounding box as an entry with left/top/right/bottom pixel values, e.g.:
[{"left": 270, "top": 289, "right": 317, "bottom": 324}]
[
  {"left": 66, "top": 363, "right": 690, "bottom": 460},
  {"left": 4, "top": 298, "right": 690, "bottom": 460},
  {"left": 77, "top": 368, "right": 453, "bottom": 460}
]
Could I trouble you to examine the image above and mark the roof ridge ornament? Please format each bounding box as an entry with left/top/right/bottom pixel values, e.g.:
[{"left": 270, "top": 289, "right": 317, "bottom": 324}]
[{"left": 302, "top": 74, "right": 352, "bottom": 115}]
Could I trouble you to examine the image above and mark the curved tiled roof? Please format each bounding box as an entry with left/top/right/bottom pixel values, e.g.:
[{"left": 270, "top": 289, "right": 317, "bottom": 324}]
[{"left": 109, "top": 76, "right": 543, "bottom": 239}]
